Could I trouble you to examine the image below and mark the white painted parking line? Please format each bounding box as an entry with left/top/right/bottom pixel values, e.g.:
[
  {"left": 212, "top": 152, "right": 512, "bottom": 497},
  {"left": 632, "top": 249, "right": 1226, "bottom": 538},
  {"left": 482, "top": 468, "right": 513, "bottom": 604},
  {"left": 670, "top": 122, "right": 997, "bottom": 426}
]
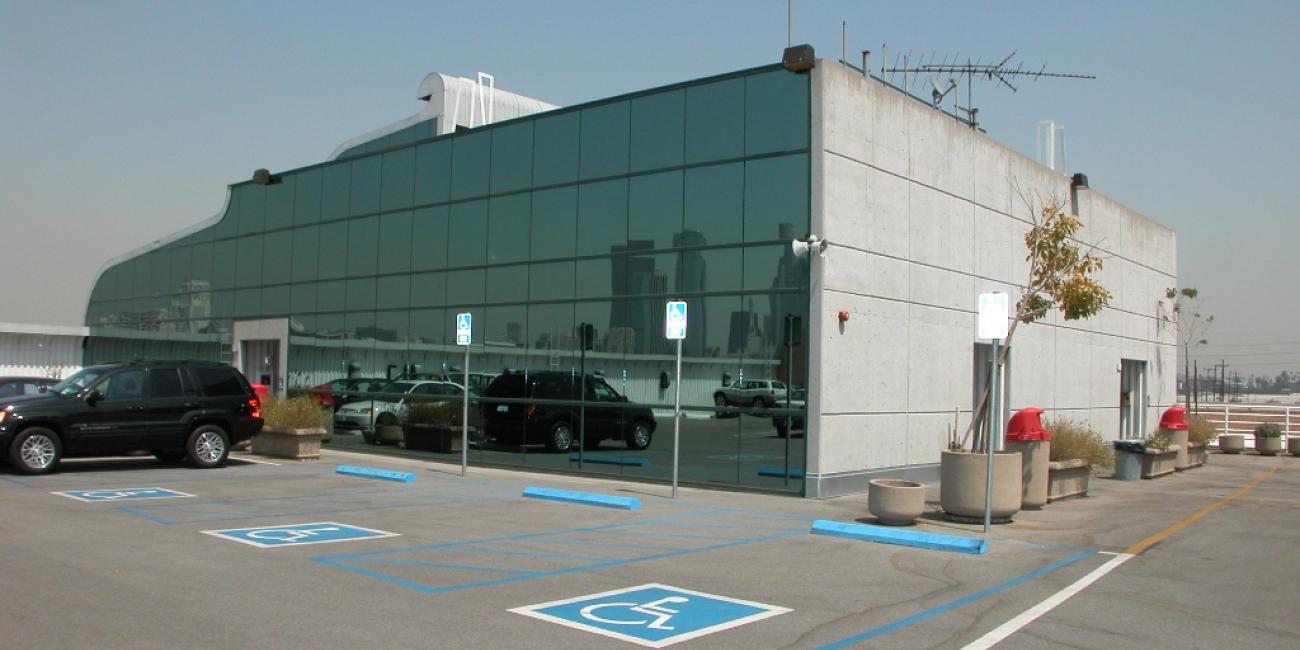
[
  {"left": 961, "top": 552, "right": 1134, "bottom": 650},
  {"left": 233, "top": 456, "right": 282, "bottom": 466}
]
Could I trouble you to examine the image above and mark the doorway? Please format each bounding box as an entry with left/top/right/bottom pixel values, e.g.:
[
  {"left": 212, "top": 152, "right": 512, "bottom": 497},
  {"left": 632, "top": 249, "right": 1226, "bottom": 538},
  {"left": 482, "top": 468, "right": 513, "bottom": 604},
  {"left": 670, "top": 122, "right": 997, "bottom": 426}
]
[{"left": 1120, "top": 359, "right": 1147, "bottom": 439}]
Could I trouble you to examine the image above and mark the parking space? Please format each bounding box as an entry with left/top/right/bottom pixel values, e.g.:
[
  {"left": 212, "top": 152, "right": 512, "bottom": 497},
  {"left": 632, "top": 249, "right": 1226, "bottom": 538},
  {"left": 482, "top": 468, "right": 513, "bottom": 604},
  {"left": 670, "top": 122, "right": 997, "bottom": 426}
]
[{"left": 2, "top": 450, "right": 1296, "bottom": 649}]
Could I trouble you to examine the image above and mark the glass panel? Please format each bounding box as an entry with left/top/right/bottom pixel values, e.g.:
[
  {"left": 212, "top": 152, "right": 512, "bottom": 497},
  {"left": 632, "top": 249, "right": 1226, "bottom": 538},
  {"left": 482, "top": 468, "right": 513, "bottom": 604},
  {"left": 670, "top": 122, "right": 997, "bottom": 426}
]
[
  {"left": 375, "top": 310, "right": 409, "bottom": 344},
  {"left": 316, "top": 280, "right": 345, "bottom": 312},
  {"left": 377, "top": 275, "right": 410, "bottom": 310},
  {"left": 316, "top": 313, "right": 345, "bottom": 338},
  {"left": 744, "top": 244, "right": 807, "bottom": 292},
  {"left": 579, "top": 101, "right": 629, "bottom": 180},
  {"left": 685, "top": 78, "right": 744, "bottom": 164},
  {"left": 485, "top": 305, "right": 527, "bottom": 350},
  {"left": 530, "top": 187, "right": 577, "bottom": 261},
  {"left": 576, "top": 257, "right": 621, "bottom": 299},
  {"left": 445, "top": 269, "right": 485, "bottom": 305},
  {"left": 346, "top": 216, "right": 379, "bottom": 277},
  {"left": 346, "top": 277, "right": 377, "bottom": 311},
  {"left": 684, "top": 162, "right": 743, "bottom": 247},
  {"left": 377, "top": 210, "right": 413, "bottom": 274},
  {"left": 212, "top": 192, "right": 239, "bottom": 240},
  {"left": 574, "top": 300, "right": 621, "bottom": 356},
  {"left": 261, "top": 285, "right": 290, "bottom": 316},
  {"left": 451, "top": 130, "right": 491, "bottom": 200},
  {"left": 487, "top": 194, "right": 530, "bottom": 264},
  {"left": 490, "top": 121, "right": 533, "bottom": 193},
  {"left": 413, "top": 140, "right": 451, "bottom": 206},
  {"left": 410, "top": 272, "right": 446, "bottom": 308},
  {"left": 745, "top": 69, "right": 810, "bottom": 156},
  {"left": 627, "top": 171, "right": 683, "bottom": 251},
  {"left": 527, "top": 302, "right": 575, "bottom": 357},
  {"left": 682, "top": 247, "right": 740, "bottom": 294},
  {"left": 576, "top": 179, "right": 627, "bottom": 257},
  {"left": 265, "top": 175, "right": 295, "bottom": 230},
  {"left": 409, "top": 308, "right": 445, "bottom": 344},
  {"left": 448, "top": 200, "right": 488, "bottom": 267},
  {"left": 529, "top": 261, "right": 575, "bottom": 301},
  {"left": 168, "top": 247, "right": 191, "bottom": 294},
  {"left": 532, "top": 111, "right": 579, "bottom": 187},
  {"left": 190, "top": 243, "right": 213, "bottom": 288},
  {"left": 211, "top": 240, "right": 237, "bottom": 290},
  {"left": 235, "top": 288, "right": 261, "bottom": 317},
  {"left": 290, "top": 226, "right": 319, "bottom": 283},
  {"left": 485, "top": 265, "right": 528, "bottom": 304},
  {"left": 380, "top": 148, "right": 416, "bottom": 212},
  {"left": 623, "top": 252, "right": 675, "bottom": 297},
  {"left": 622, "top": 298, "right": 673, "bottom": 355},
  {"left": 235, "top": 236, "right": 263, "bottom": 288},
  {"left": 294, "top": 168, "right": 322, "bottom": 224},
  {"left": 261, "top": 230, "right": 292, "bottom": 285},
  {"left": 346, "top": 311, "right": 376, "bottom": 340},
  {"left": 289, "top": 282, "right": 317, "bottom": 314},
  {"left": 744, "top": 154, "right": 808, "bottom": 243},
  {"left": 321, "top": 163, "right": 351, "bottom": 221},
  {"left": 629, "top": 89, "right": 684, "bottom": 173},
  {"left": 209, "top": 291, "right": 232, "bottom": 320},
  {"left": 349, "top": 156, "right": 382, "bottom": 216},
  {"left": 411, "top": 206, "right": 449, "bottom": 271},
  {"left": 237, "top": 185, "right": 265, "bottom": 235}
]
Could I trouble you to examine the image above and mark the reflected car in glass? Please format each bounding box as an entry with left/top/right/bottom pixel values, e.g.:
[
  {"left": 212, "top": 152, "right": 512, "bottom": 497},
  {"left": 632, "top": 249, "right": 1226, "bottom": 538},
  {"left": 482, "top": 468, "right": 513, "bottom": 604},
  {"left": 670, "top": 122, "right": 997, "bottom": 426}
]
[
  {"left": 479, "top": 371, "right": 656, "bottom": 453},
  {"left": 714, "top": 379, "right": 789, "bottom": 410},
  {"left": 772, "top": 387, "right": 806, "bottom": 438},
  {"left": 334, "top": 380, "right": 464, "bottom": 443}
]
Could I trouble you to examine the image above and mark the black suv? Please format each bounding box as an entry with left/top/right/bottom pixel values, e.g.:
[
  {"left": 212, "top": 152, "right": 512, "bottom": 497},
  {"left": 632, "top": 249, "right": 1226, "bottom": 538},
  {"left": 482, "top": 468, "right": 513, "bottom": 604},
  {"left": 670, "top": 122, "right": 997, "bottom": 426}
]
[
  {"left": 480, "top": 371, "right": 656, "bottom": 453},
  {"left": 0, "top": 360, "right": 263, "bottom": 474}
]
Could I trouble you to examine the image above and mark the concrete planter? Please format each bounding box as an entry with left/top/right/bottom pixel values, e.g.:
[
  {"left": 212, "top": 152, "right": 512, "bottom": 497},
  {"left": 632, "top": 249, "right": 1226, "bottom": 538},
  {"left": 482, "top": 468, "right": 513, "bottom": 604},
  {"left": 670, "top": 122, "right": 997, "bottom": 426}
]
[
  {"left": 251, "top": 427, "right": 327, "bottom": 460},
  {"left": 403, "top": 424, "right": 461, "bottom": 453},
  {"left": 1255, "top": 436, "right": 1283, "bottom": 456},
  {"left": 867, "top": 479, "right": 926, "bottom": 525},
  {"left": 1140, "top": 445, "right": 1179, "bottom": 479},
  {"left": 940, "top": 449, "right": 1022, "bottom": 523},
  {"left": 1185, "top": 443, "right": 1208, "bottom": 468},
  {"left": 1046, "top": 459, "right": 1090, "bottom": 502},
  {"left": 1219, "top": 434, "right": 1244, "bottom": 454},
  {"left": 1171, "top": 429, "right": 1190, "bottom": 470},
  {"left": 1289, "top": 436, "right": 1300, "bottom": 456}
]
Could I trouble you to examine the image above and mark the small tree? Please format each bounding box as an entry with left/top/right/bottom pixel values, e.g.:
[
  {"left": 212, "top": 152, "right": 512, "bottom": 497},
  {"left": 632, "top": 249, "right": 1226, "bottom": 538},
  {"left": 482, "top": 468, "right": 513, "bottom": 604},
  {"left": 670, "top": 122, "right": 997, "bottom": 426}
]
[
  {"left": 964, "top": 192, "right": 1111, "bottom": 453},
  {"left": 1163, "top": 287, "right": 1212, "bottom": 408}
]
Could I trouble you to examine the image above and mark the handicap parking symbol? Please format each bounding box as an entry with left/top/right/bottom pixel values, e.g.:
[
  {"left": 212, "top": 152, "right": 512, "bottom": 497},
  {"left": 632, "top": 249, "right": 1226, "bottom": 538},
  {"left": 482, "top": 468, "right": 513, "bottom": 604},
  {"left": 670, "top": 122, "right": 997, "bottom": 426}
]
[
  {"left": 54, "top": 487, "right": 196, "bottom": 503},
  {"left": 201, "top": 521, "right": 399, "bottom": 549},
  {"left": 510, "top": 583, "right": 790, "bottom": 648}
]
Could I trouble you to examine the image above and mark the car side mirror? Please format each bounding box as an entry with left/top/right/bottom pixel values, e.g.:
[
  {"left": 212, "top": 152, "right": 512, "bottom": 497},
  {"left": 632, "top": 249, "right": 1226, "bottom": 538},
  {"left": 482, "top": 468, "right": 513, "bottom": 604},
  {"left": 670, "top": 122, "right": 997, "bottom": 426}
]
[{"left": 85, "top": 390, "right": 104, "bottom": 405}]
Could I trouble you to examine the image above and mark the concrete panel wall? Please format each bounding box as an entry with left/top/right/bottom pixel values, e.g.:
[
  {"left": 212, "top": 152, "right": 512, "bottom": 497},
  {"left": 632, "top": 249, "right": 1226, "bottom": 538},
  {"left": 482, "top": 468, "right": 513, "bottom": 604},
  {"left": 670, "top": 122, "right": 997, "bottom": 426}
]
[{"left": 806, "top": 62, "right": 1177, "bottom": 497}]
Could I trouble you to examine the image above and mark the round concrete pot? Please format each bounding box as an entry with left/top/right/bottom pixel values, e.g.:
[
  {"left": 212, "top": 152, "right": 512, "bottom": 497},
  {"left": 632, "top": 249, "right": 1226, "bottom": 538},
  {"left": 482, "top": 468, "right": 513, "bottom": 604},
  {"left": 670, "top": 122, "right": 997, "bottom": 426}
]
[
  {"left": 1170, "top": 428, "right": 1190, "bottom": 470},
  {"left": 1219, "top": 434, "right": 1244, "bottom": 454},
  {"left": 1255, "top": 436, "right": 1283, "bottom": 456},
  {"left": 940, "top": 449, "right": 1023, "bottom": 523},
  {"left": 1289, "top": 436, "right": 1300, "bottom": 456},
  {"left": 868, "top": 479, "right": 926, "bottom": 526}
]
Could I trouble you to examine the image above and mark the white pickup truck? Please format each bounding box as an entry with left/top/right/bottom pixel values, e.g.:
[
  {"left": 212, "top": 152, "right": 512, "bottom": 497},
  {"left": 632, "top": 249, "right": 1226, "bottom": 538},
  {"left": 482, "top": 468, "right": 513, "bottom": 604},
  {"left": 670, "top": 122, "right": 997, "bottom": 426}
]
[{"left": 713, "top": 379, "right": 789, "bottom": 410}]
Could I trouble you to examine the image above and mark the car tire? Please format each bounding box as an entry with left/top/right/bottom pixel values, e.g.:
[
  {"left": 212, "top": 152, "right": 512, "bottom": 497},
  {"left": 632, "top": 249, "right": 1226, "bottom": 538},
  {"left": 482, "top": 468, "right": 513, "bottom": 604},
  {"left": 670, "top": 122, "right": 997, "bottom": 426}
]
[
  {"left": 751, "top": 397, "right": 767, "bottom": 411},
  {"left": 186, "top": 424, "right": 230, "bottom": 469},
  {"left": 625, "top": 420, "right": 652, "bottom": 451},
  {"left": 775, "top": 422, "right": 788, "bottom": 438},
  {"left": 9, "top": 427, "right": 62, "bottom": 475},
  {"left": 546, "top": 421, "right": 574, "bottom": 453},
  {"left": 714, "top": 393, "right": 732, "bottom": 418},
  {"left": 154, "top": 449, "right": 186, "bottom": 463}
]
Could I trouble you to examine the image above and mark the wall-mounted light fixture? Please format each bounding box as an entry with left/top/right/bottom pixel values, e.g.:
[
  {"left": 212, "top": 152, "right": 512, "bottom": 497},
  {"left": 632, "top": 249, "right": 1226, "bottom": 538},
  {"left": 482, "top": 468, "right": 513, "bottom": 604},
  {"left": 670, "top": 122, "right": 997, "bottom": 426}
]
[{"left": 791, "top": 234, "right": 828, "bottom": 259}]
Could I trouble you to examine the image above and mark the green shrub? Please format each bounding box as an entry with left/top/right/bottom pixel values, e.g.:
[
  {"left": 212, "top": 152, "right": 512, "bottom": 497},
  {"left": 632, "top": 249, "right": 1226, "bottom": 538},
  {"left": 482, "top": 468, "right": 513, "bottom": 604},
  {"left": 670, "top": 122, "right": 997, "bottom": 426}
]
[
  {"left": 1254, "top": 422, "right": 1283, "bottom": 438},
  {"left": 1045, "top": 417, "right": 1114, "bottom": 468},
  {"left": 1144, "top": 431, "right": 1174, "bottom": 451},
  {"left": 406, "top": 401, "right": 457, "bottom": 428},
  {"left": 262, "top": 395, "right": 329, "bottom": 430},
  {"left": 1186, "top": 417, "right": 1218, "bottom": 446}
]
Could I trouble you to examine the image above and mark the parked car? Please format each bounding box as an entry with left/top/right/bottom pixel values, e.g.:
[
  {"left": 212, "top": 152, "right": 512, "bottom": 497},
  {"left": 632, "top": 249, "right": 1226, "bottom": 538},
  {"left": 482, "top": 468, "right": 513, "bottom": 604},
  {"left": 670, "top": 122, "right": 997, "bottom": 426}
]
[
  {"left": 772, "top": 387, "right": 807, "bottom": 438},
  {"left": 479, "top": 371, "right": 656, "bottom": 453},
  {"left": 311, "top": 376, "right": 388, "bottom": 411},
  {"left": 0, "top": 360, "right": 263, "bottom": 474},
  {"left": 714, "top": 379, "right": 789, "bottom": 411},
  {"left": 0, "top": 376, "right": 58, "bottom": 399},
  {"left": 334, "top": 380, "right": 463, "bottom": 442}
]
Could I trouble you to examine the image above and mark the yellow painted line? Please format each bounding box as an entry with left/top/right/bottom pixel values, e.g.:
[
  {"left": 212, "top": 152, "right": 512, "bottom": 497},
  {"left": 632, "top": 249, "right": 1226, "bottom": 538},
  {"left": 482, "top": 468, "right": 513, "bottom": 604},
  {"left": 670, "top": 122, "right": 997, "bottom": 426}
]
[{"left": 1125, "top": 467, "right": 1279, "bottom": 555}]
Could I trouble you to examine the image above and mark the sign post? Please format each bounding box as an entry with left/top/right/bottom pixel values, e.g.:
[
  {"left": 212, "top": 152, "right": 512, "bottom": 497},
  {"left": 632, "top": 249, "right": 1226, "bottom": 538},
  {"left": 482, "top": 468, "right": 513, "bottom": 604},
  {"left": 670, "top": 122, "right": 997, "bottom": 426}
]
[
  {"left": 976, "top": 292, "right": 1009, "bottom": 534},
  {"left": 456, "top": 312, "right": 472, "bottom": 477},
  {"left": 783, "top": 315, "right": 801, "bottom": 487},
  {"left": 665, "top": 301, "right": 687, "bottom": 498}
]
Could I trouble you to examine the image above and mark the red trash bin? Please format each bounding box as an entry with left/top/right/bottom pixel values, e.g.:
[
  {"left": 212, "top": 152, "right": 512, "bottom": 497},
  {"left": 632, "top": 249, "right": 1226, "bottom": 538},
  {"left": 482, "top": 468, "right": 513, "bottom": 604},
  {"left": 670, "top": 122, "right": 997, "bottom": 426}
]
[
  {"left": 1005, "top": 407, "right": 1051, "bottom": 508},
  {"left": 1161, "top": 405, "right": 1191, "bottom": 470}
]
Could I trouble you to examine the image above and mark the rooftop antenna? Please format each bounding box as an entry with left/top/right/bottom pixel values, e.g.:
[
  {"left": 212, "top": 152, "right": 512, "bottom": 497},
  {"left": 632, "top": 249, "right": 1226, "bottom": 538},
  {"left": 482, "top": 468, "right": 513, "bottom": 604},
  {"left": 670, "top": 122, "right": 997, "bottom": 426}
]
[{"left": 885, "top": 50, "right": 1095, "bottom": 129}]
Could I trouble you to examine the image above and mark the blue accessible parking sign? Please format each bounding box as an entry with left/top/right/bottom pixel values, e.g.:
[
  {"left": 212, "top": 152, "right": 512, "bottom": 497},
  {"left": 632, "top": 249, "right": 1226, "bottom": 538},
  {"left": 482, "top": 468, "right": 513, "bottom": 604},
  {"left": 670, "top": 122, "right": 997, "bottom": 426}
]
[
  {"left": 201, "top": 521, "right": 399, "bottom": 549},
  {"left": 510, "top": 583, "right": 790, "bottom": 648},
  {"left": 54, "top": 488, "right": 195, "bottom": 502}
]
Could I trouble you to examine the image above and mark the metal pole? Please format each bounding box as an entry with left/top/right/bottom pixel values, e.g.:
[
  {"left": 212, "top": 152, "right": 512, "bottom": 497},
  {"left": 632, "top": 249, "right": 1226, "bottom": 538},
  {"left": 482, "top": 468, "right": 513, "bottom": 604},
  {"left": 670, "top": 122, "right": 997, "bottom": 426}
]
[
  {"left": 784, "top": 336, "right": 793, "bottom": 486},
  {"left": 672, "top": 338, "right": 682, "bottom": 498},
  {"left": 984, "top": 337, "right": 999, "bottom": 534},
  {"left": 579, "top": 345, "right": 586, "bottom": 469},
  {"left": 461, "top": 344, "right": 469, "bottom": 477}
]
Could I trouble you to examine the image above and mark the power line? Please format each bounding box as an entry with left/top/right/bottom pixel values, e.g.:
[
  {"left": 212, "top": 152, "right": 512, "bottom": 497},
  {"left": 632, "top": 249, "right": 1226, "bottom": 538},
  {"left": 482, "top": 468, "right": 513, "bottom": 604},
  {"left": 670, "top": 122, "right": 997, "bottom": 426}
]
[{"left": 1199, "top": 340, "right": 1300, "bottom": 348}]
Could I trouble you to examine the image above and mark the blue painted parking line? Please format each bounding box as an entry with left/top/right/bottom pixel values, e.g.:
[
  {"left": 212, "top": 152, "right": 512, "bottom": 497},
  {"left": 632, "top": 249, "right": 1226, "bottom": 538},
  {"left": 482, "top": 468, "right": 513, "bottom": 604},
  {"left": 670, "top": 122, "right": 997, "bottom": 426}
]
[
  {"left": 523, "top": 486, "right": 641, "bottom": 510},
  {"left": 202, "top": 521, "right": 399, "bottom": 549},
  {"left": 336, "top": 465, "right": 417, "bottom": 483},
  {"left": 53, "top": 487, "right": 196, "bottom": 503},
  {"left": 568, "top": 453, "right": 650, "bottom": 467},
  {"left": 811, "top": 520, "right": 989, "bottom": 555},
  {"left": 512, "top": 583, "right": 791, "bottom": 648}
]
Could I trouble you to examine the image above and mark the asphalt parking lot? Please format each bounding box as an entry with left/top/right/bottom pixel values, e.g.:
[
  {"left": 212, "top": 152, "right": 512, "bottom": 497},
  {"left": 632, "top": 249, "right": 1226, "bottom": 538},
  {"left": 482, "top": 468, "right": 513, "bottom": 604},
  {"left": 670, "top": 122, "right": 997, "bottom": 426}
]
[{"left": 2, "top": 450, "right": 1296, "bottom": 649}]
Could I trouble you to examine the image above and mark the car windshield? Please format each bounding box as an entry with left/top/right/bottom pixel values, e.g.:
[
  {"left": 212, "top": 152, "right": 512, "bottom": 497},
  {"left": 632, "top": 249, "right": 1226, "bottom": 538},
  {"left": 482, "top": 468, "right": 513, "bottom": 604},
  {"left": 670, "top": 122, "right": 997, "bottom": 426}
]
[
  {"left": 373, "top": 381, "right": 416, "bottom": 396},
  {"left": 46, "top": 367, "right": 111, "bottom": 396}
]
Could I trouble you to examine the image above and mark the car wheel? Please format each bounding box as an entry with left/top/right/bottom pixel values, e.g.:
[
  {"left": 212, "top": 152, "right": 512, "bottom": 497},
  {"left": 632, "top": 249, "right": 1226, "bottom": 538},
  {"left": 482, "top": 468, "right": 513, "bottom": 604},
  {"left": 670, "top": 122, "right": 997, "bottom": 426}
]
[
  {"left": 546, "top": 421, "right": 574, "bottom": 453},
  {"left": 714, "top": 393, "right": 732, "bottom": 418},
  {"left": 625, "top": 421, "right": 652, "bottom": 450},
  {"left": 154, "top": 449, "right": 186, "bottom": 463},
  {"left": 9, "top": 427, "right": 61, "bottom": 475},
  {"left": 186, "top": 424, "right": 229, "bottom": 468},
  {"left": 751, "top": 397, "right": 766, "bottom": 411},
  {"left": 775, "top": 422, "right": 788, "bottom": 438}
]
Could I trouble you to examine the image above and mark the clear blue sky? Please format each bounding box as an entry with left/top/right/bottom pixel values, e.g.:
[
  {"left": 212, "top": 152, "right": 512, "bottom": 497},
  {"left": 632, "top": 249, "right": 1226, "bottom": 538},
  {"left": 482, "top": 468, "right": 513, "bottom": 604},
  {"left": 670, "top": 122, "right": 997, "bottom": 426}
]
[{"left": 2, "top": 1, "right": 1296, "bottom": 377}]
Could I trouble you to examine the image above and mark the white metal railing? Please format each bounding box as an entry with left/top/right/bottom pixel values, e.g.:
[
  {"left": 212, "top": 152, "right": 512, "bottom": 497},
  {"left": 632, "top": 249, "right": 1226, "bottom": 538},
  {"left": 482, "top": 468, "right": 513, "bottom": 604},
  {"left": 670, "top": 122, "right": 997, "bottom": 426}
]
[{"left": 1191, "top": 403, "right": 1297, "bottom": 449}]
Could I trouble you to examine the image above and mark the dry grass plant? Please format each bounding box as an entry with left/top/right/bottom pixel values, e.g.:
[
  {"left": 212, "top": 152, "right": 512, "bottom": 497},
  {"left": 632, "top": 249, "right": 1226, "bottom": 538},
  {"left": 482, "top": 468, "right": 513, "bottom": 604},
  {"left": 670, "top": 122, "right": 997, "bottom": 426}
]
[
  {"left": 262, "top": 395, "right": 329, "bottom": 431},
  {"left": 1186, "top": 416, "right": 1218, "bottom": 446},
  {"left": 1143, "top": 431, "right": 1174, "bottom": 451},
  {"left": 1045, "top": 417, "right": 1113, "bottom": 468}
]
